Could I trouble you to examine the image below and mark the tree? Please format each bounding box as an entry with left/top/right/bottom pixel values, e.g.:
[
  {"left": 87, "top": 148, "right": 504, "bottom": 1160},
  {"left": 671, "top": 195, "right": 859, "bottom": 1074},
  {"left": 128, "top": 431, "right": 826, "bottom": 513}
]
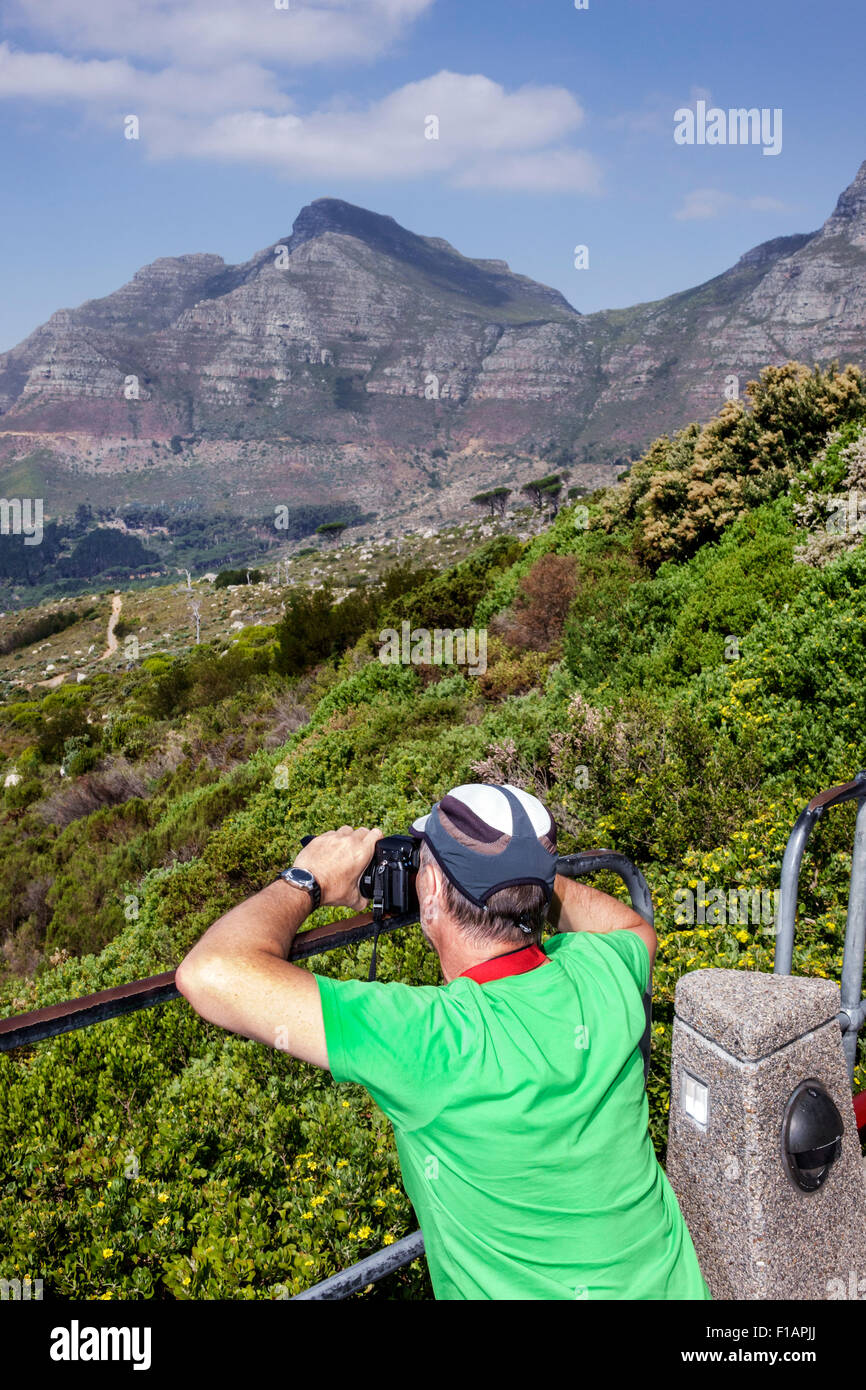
[
  {"left": 274, "top": 584, "right": 360, "bottom": 676},
  {"left": 189, "top": 598, "right": 202, "bottom": 645},
  {"left": 521, "top": 473, "right": 565, "bottom": 515},
  {"left": 315, "top": 521, "right": 349, "bottom": 543},
  {"left": 471, "top": 487, "right": 512, "bottom": 518}
]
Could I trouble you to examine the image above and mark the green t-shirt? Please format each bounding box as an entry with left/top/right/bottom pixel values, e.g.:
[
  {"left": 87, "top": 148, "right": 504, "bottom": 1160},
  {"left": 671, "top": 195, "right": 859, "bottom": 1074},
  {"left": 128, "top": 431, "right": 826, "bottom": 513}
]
[{"left": 315, "top": 929, "right": 711, "bottom": 1301}]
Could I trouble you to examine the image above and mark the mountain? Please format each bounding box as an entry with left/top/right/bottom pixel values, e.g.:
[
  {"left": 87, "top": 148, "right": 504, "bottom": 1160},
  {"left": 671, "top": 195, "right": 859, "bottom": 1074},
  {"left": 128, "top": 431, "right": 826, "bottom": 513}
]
[{"left": 2, "top": 163, "right": 866, "bottom": 526}]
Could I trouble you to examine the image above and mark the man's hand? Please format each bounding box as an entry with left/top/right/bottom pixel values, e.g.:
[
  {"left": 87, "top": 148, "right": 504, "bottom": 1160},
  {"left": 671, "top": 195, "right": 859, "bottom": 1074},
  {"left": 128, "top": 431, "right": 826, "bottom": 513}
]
[{"left": 293, "top": 825, "right": 383, "bottom": 910}]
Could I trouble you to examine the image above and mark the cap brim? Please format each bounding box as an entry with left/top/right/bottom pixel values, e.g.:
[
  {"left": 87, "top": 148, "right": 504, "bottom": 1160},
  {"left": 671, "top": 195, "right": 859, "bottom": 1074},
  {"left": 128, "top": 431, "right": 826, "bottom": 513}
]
[{"left": 409, "top": 815, "right": 429, "bottom": 837}]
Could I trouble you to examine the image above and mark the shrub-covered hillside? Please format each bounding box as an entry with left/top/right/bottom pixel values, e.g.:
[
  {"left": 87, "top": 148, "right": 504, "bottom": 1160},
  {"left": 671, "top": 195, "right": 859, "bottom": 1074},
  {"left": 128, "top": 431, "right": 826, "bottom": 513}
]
[{"left": 2, "top": 361, "right": 866, "bottom": 1300}]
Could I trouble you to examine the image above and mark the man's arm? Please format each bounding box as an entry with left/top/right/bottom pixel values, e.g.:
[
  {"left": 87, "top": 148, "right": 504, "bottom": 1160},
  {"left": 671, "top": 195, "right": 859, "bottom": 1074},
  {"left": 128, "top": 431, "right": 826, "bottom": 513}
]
[
  {"left": 174, "top": 825, "right": 382, "bottom": 1069},
  {"left": 548, "top": 873, "right": 657, "bottom": 970}
]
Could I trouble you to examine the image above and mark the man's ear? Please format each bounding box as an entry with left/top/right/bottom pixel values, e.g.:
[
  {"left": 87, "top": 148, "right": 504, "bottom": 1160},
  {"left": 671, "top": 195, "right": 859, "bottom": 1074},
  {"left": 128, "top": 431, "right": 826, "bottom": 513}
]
[
  {"left": 418, "top": 856, "right": 445, "bottom": 915},
  {"left": 417, "top": 857, "right": 436, "bottom": 899}
]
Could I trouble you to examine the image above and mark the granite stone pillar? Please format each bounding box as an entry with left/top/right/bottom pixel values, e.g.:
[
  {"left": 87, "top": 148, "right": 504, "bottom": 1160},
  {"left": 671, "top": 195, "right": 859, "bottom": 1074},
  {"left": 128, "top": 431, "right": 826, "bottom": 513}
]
[{"left": 665, "top": 968, "right": 866, "bottom": 1299}]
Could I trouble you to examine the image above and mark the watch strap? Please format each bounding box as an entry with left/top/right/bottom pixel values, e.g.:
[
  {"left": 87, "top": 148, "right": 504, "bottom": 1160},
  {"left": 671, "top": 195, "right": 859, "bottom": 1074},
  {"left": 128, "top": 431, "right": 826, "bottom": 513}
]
[{"left": 276, "top": 867, "right": 321, "bottom": 911}]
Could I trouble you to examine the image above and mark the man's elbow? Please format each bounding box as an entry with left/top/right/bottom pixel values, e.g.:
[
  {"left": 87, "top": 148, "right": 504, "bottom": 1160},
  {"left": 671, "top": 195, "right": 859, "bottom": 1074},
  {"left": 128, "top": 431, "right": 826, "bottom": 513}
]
[{"left": 175, "top": 951, "right": 226, "bottom": 1014}]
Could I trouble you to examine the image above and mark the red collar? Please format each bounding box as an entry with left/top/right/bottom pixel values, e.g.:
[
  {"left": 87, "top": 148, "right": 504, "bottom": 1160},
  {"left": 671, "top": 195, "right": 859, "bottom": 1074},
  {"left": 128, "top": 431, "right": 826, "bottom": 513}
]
[{"left": 458, "top": 942, "right": 549, "bottom": 984}]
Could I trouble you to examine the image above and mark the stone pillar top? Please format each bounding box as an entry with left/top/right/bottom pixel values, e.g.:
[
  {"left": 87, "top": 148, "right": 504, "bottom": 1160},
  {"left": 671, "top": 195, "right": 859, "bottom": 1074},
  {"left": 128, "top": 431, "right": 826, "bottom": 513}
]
[{"left": 675, "top": 967, "right": 841, "bottom": 1061}]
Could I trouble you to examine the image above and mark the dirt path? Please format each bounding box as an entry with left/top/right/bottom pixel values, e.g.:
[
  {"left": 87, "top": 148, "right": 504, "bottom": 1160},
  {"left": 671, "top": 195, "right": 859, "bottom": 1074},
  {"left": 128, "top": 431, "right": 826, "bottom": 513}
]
[{"left": 101, "top": 595, "right": 122, "bottom": 659}]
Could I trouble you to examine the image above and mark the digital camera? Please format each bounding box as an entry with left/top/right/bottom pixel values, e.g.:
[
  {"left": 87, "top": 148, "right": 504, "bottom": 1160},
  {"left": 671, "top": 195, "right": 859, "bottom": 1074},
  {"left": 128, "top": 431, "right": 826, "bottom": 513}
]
[{"left": 358, "top": 834, "right": 420, "bottom": 920}]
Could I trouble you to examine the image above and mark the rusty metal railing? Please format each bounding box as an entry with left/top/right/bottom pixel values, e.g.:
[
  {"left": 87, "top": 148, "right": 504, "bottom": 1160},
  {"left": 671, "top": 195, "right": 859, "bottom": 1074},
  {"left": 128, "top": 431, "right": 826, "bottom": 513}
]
[
  {"left": 0, "top": 848, "right": 654, "bottom": 1299},
  {"left": 0, "top": 906, "right": 416, "bottom": 1052}
]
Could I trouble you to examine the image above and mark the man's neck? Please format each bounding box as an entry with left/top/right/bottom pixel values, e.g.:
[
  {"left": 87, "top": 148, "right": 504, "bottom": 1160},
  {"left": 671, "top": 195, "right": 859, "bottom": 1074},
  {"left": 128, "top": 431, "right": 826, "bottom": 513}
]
[{"left": 438, "top": 938, "right": 536, "bottom": 984}]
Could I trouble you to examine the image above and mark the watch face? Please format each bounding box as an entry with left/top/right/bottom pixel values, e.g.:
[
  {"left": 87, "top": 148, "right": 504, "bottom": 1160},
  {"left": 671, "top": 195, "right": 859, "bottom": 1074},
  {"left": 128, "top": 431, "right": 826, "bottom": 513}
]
[{"left": 286, "top": 868, "right": 315, "bottom": 889}]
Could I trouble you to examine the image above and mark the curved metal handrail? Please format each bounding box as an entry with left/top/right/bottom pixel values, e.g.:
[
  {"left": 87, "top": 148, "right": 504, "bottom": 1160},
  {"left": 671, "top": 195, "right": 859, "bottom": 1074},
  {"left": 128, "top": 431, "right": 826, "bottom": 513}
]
[{"left": 773, "top": 769, "right": 866, "bottom": 1082}]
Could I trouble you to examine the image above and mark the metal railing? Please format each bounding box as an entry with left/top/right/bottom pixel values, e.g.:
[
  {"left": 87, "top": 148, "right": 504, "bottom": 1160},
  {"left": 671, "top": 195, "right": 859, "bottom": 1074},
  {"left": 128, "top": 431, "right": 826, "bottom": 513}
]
[
  {"left": 0, "top": 848, "right": 655, "bottom": 1300},
  {"left": 773, "top": 769, "right": 866, "bottom": 1083}
]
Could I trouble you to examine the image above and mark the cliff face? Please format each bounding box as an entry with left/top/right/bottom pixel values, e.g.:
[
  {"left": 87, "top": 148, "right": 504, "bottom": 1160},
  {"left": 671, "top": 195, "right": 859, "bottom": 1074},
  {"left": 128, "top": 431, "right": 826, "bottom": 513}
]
[
  {"left": 1, "top": 163, "right": 866, "bottom": 520},
  {"left": 0, "top": 199, "right": 579, "bottom": 442}
]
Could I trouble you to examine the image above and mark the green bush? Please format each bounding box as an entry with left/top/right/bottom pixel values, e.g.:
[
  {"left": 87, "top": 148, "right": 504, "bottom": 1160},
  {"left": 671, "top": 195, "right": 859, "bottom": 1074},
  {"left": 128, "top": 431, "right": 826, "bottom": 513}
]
[
  {"left": 381, "top": 535, "right": 522, "bottom": 631},
  {"left": 62, "top": 736, "right": 100, "bottom": 777},
  {"left": 5, "top": 777, "right": 42, "bottom": 810},
  {"left": 604, "top": 362, "right": 866, "bottom": 567},
  {"left": 215, "top": 569, "right": 264, "bottom": 589},
  {"left": 0, "top": 606, "right": 80, "bottom": 656},
  {"left": 35, "top": 690, "right": 94, "bottom": 763}
]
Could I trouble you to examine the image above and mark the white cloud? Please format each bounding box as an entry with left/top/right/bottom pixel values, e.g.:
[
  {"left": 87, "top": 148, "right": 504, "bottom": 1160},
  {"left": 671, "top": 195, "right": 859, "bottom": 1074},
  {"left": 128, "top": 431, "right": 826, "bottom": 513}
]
[
  {"left": 674, "top": 188, "right": 791, "bottom": 221},
  {"left": 4, "top": 0, "right": 435, "bottom": 68},
  {"left": 165, "top": 73, "right": 591, "bottom": 176},
  {"left": 0, "top": 1, "right": 600, "bottom": 194},
  {"left": 0, "top": 43, "right": 290, "bottom": 114},
  {"left": 0, "top": 50, "right": 600, "bottom": 191}
]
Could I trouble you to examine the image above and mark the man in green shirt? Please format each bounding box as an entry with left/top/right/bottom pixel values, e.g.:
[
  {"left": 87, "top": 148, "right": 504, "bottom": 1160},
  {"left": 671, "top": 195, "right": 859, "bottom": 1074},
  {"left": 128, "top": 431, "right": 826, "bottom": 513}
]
[{"left": 176, "top": 782, "right": 711, "bottom": 1300}]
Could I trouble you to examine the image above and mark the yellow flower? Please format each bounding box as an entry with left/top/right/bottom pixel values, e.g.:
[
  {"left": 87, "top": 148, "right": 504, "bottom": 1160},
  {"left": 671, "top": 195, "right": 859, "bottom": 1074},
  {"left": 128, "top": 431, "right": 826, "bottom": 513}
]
[
  {"left": 356, "top": 1226, "right": 373, "bottom": 1240},
  {"left": 341, "top": 1101, "right": 350, "bottom": 1109},
  {"left": 100, "top": 1291, "right": 113, "bottom": 1300},
  {"left": 302, "top": 1211, "right": 313, "bottom": 1220},
  {"left": 383, "top": 1234, "right": 396, "bottom": 1246},
  {"left": 311, "top": 1193, "right": 327, "bottom": 1207},
  {"left": 102, "top": 1248, "right": 114, "bottom": 1258},
  {"left": 336, "top": 1159, "right": 349, "bottom": 1168},
  {"left": 157, "top": 1216, "right": 169, "bottom": 1227},
  {"left": 374, "top": 1198, "right": 386, "bottom": 1209},
  {"left": 736, "top": 931, "right": 749, "bottom": 944},
  {"left": 183, "top": 1276, "right": 191, "bottom": 1286},
  {"left": 157, "top": 1193, "right": 168, "bottom": 1203}
]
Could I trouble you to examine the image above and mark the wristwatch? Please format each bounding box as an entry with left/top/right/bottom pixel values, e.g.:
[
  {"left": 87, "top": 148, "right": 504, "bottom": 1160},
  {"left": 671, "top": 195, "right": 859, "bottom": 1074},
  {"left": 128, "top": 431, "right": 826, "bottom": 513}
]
[{"left": 276, "top": 865, "right": 321, "bottom": 911}]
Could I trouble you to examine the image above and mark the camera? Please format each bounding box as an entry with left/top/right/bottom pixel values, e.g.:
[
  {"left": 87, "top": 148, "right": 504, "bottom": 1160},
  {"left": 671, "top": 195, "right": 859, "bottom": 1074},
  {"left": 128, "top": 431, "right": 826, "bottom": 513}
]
[{"left": 359, "top": 835, "right": 420, "bottom": 920}]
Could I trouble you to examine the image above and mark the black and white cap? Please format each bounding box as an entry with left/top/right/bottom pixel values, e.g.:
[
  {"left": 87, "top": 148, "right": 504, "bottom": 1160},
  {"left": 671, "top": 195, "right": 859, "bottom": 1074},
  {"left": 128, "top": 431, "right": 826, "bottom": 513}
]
[{"left": 409, "top": 783, "right": 558, "bottom": 911}]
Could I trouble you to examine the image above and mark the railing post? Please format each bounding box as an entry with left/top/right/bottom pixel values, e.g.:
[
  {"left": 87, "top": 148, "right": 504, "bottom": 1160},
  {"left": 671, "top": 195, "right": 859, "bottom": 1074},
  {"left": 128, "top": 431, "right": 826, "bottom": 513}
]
[
  {"left": 773, "top": 771, "right": 866, "bottom": 1087},
  {"left": 774, "top": 807, "right": 819, "bottom": 977},
  {"left": 840, "top": 797, "right": 866, "bottom": 1083}
]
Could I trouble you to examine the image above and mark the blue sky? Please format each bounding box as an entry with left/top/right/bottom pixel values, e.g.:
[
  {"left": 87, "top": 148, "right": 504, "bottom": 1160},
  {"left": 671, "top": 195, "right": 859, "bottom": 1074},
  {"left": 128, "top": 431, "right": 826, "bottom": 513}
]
[{"left": 1, "top": 0, "right": 865, "bottom": 352}]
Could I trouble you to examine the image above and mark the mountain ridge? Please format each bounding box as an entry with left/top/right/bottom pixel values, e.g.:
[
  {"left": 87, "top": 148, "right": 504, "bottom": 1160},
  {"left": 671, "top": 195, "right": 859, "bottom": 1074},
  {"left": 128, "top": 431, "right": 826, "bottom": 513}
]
[{"left": 1, "top": 162, "right": 866, "bottom": 526}]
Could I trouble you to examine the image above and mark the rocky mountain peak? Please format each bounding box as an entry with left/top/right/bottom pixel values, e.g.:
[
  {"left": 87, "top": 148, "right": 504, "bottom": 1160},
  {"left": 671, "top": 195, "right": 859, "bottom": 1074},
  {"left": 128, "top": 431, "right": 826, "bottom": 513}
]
[
  {"left": 289, "top": 197, "right": 405, "bottom": 251},
  {"left": 820, "top": 159, "right": 866, "bottom": 243},
  {"left": 284, "top": 195, "right": 575, "bottom": 315}
]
